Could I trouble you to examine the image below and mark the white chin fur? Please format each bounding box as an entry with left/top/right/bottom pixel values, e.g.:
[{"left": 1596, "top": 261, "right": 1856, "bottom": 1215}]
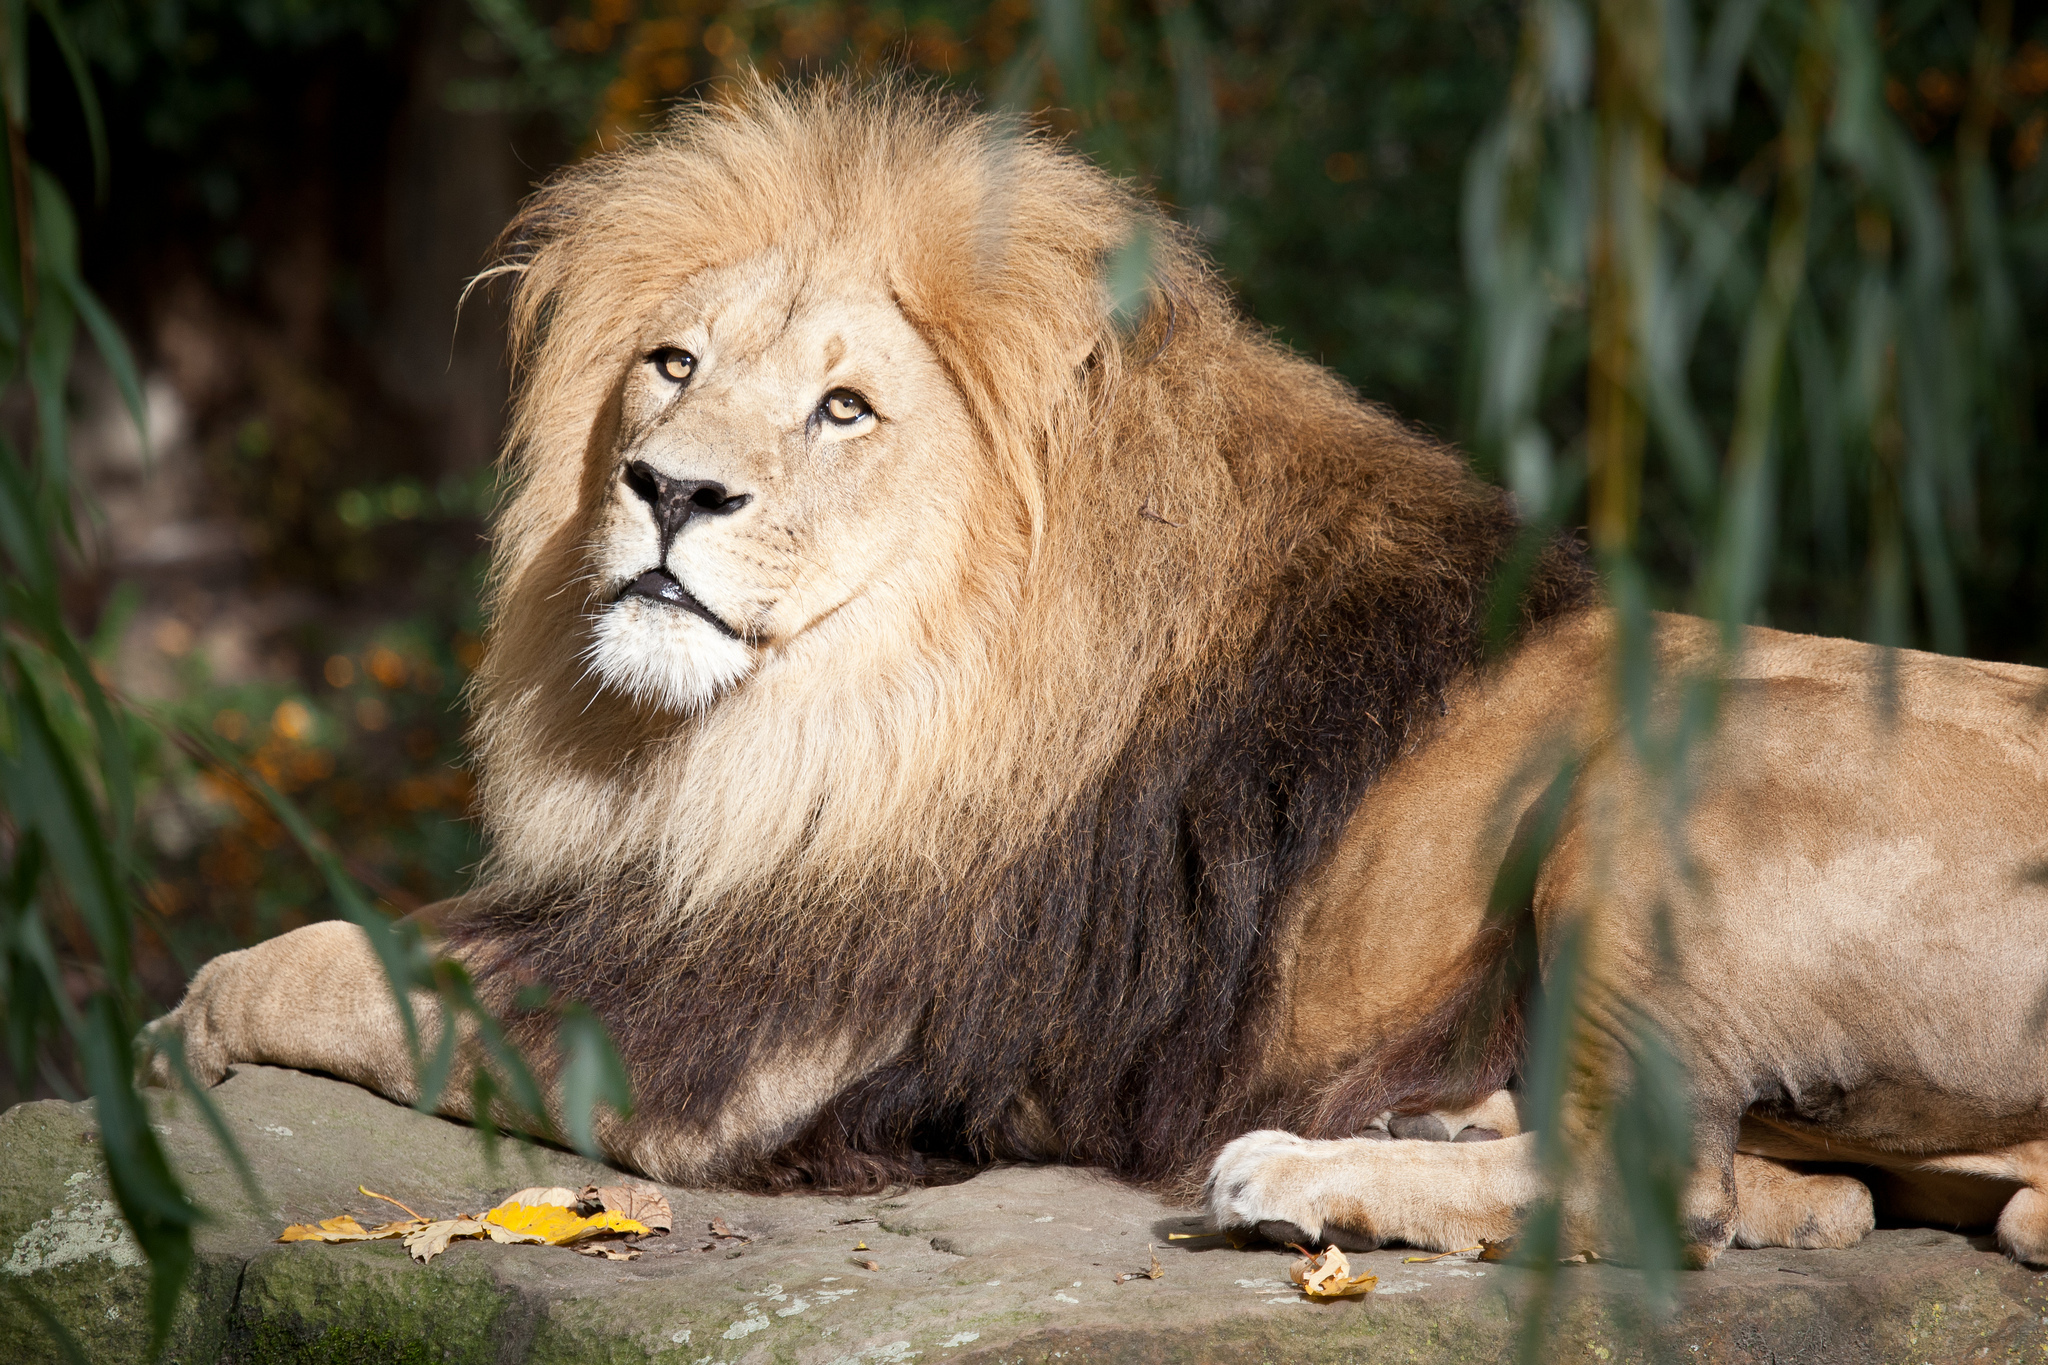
[{"left": 588, "top": 599, "right": 755, "bottom": 713}]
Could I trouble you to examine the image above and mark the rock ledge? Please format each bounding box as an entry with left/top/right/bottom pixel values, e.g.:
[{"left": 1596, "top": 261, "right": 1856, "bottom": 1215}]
[{"left": 2, "top": 1066, "right": 2044, "bottom": 1363}]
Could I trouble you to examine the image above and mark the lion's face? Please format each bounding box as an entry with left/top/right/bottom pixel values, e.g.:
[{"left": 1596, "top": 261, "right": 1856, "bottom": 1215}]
[{"left": 584, "top": 251, "right": 984, "bottom": 713}]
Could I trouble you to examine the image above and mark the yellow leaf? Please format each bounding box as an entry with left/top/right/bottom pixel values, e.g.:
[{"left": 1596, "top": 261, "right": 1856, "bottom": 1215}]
[
  {"left": 484, "top": 1202, "right": 651, "bottom": 1246},
  {"left": 500, "top": 1186, "right": 579, "bottom": 1209},
  {"left": 853, "top": 1241, "right": 869, "bottom": 1251},
  {"left": 277, "top": 1214, "right": 424, "bottom": 1244},
  {"left": 1289, "top": 1245, "right": 1377, "bottom": 1300},
  {"left": 279, "top": 1215, "right": 367, "bottom": 1242}
]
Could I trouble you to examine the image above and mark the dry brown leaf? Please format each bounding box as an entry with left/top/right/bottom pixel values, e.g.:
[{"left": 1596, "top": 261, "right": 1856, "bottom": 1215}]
[
  {"left": 575, "top": 1243, "right": 642, "bottom": 1261},
  {"left": 589, "top": 1184, "right": 671, "bottom": 1233},
  {"left": 1478, "top": 1238, "right": 1516, "bottom": 1262},
  {"left": 1402, "top": 1245, "right": 1483, "bottom": 1263},
  {"left": 1113, "top": 1245, "right": 1165, "bottom": 1284},
  {"left": 854, "top": 1258, "right": 881, "bottom": 1271},
  {"left": 481, "top": 1222, "right": 550, "bottom": 1249},
  {"left": 1288, "top": 1244, "right": 1377, "bottom": 1300},
  {"left": 403, "top": 1218, "right": 491, "bottom": 1264},
  {"left": 709, "top": 1215, "right": 754, "bottom": 1242}
]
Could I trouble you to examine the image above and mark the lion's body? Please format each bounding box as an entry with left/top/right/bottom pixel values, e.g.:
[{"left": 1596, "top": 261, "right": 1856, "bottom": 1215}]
[{"left": 151, "top": 82, "right": 2048, "bottom": 1266}]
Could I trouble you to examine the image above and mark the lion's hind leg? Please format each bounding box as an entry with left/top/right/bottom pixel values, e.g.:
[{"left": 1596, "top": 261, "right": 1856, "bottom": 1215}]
[
  {"left": 1729, "top": 1154, "right": 1875, "bottom": 1251},
  {"left": 1205, "top": 1129, "right": 1537, "bottom": 1253},
  {"left": 1918, "top": 1142, "right": 2048, "bottom": 1267}
]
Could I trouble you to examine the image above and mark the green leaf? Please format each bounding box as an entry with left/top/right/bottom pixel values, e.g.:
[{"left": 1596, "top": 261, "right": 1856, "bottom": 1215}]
[
  {"left": 556, "top": 1003, "right": 631, "bottom": 1161},
  {"left": 1105, "top": 227, "right": 1154, "bottom": 331},
  {"left": 0, "top": 434, "right": 55, "bottom": 591},
  {"left": 1034, "top": 0, "right": 1093, "bottom": 115},
  {"left": 166, "top": 719, "right": 429, "bottom": 1061},
  {"left": 160, "top": 1029, "right": 267, "bottom": 1215},
  {"left": 3, "top": 1282, "right": 91, "bottom": 1365},
  {"left": 1159, "top": 0, "right": 1216, "bottom": 213},
  {"left": 25, "top": 166, "right": 79, "bottom": 486},
  {"left": 59, "top": 272, "right": 146, "bottom": 453},
  {"left": 75, "top": 995, "right": 200, "bottom": 1354},
  {"left": 13, "top": 590, "right": 138, "bottom": 851},
  {"left": 0, "top": 0, "right": 28, "bottom": 129},
  {"left": 1, "top": 651, "right": 127, "bottom": 982},
  {"left": 26, "top": 0, "right": 105, "bottom": 202}
]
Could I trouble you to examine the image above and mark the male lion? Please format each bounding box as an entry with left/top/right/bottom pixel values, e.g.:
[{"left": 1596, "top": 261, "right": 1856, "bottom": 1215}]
[{"left": 147, "top": 81, "right": 2048, "bottom": 1269}]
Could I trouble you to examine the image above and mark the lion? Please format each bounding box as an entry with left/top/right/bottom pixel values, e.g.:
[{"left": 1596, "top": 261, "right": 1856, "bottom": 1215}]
[{"left": 145, "top": 79, "right": 2048, "bottom": 1270}]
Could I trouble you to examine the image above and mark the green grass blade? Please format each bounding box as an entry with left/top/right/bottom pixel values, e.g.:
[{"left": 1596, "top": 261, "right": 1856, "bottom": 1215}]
[{"left": 26, "top": 0, "right": 105, "bottom": 202}]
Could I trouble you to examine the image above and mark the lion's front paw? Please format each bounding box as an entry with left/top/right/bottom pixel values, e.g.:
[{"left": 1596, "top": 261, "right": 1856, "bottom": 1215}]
[
  {"left": 1730, "top": 1155, "right": 1875, "bottom": 1252},
  {"left": 1206, "top": 1130, "right": 1381, "bottom": 1252},
  {"left": 136, "top": 956, "right": 243, "bottom": 1090},
  {"left": 137, "top": 1004, "right": 232, "bottom": 1090}
]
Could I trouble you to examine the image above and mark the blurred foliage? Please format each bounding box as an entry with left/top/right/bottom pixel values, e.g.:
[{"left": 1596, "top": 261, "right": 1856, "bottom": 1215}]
[
  {"left": 462, "top": 0, "right": 1530, "bottom": 442},
  {"left": 464, "top": 0, "right": 2048, "bottom": 658},
  {"left": 138, "top": 594, "right": 486, "bottom": 959},
  {"left": 11, "top": 0, "right": 500, "bottom": 1018},
  {"left": 1456, "top": 0, "right": 2043, "bottom": 1341},
  {"left": 0, "top": 0, "right": 204, "bottom": 1346}
]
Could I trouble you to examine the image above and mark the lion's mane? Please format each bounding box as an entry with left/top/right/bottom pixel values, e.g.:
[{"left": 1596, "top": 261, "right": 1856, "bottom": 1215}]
[{"left": 457, "top": 79, "right": 1589, "bottom": 1189}]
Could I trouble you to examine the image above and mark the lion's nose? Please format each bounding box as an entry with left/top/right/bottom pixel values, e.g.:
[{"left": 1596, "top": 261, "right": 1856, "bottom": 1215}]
[{"left": 623, "top": 461, "right": 751, "bottom": 554}]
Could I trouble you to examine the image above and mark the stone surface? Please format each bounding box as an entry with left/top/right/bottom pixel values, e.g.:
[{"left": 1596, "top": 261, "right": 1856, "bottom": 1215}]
[{"left": 3, "top": 1065, "right": 2047, "bottom": 1363}]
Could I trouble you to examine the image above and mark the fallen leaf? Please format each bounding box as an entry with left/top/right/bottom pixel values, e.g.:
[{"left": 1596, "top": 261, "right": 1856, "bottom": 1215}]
[
  {"left": 404, "top": 1218, "right": 491, "bottom": 1264},
  {"left": 482, "top": 1223, "right": 550, "bottom": 1247},
  {"left": 586, "top": 1184, "right": 672, "bottom": 1233},
  {"left": 1402, "top": 1245, "right": 1482, "bottom": 1264},
  {"left": 1479, "top": 1239, "right": 1516, "bottom": 1262},
  {"left": 500, "top": 1186, "right": 579, "bottom": 1210},
  {"left": 709, "top": 1215, "right": 755, "bottom": 1242},
  {"left": 279, "top": 1214, "right": 367, "bottom": 1242},
  {"left": 358, "top": 1186, "right": 429, "bottom": 1222},
  {"left": 853, "top": 1240, "right": 869, "bottom": 1251},
  {"left": 575, "top": 1243, "right": 641, "bottom": 1261},
  {"left": 278, "top": 1214, "right": 425, "bottom": 1244},
  {"left": 1288, "top": 1244, "right": 1377, "bottom": 1300},
  {"left": 854, "top": 1258, "right": 881, "bottom": 1271},
  {"left": 485, "top": 1201, "right": 651, "bottom": 1246},
  {"left": 1113, "top": 1245, "right": 1165, "bottom": 1284},
  {"left": 275, "top": 1186, "right": 648, "bottom": 1266}
]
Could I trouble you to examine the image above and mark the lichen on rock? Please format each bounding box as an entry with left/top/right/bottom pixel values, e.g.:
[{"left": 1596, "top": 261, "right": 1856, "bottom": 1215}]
[{"left": 4, "top": 1195, "right": 144, "bottom": 1276}]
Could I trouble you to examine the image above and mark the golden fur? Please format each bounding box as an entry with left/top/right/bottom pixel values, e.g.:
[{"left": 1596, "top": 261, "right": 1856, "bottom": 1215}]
[{"left": 146, "top": 80, "right": 2048, "bottom": 1267}]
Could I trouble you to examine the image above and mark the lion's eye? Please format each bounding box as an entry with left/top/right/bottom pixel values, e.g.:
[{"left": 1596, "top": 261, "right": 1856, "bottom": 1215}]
[
  {"left": 650, "top": 348, "right": 695, "bottom": 384},
  {"left": 821, "top": 390, "right": 872, "bottom": 426}
]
